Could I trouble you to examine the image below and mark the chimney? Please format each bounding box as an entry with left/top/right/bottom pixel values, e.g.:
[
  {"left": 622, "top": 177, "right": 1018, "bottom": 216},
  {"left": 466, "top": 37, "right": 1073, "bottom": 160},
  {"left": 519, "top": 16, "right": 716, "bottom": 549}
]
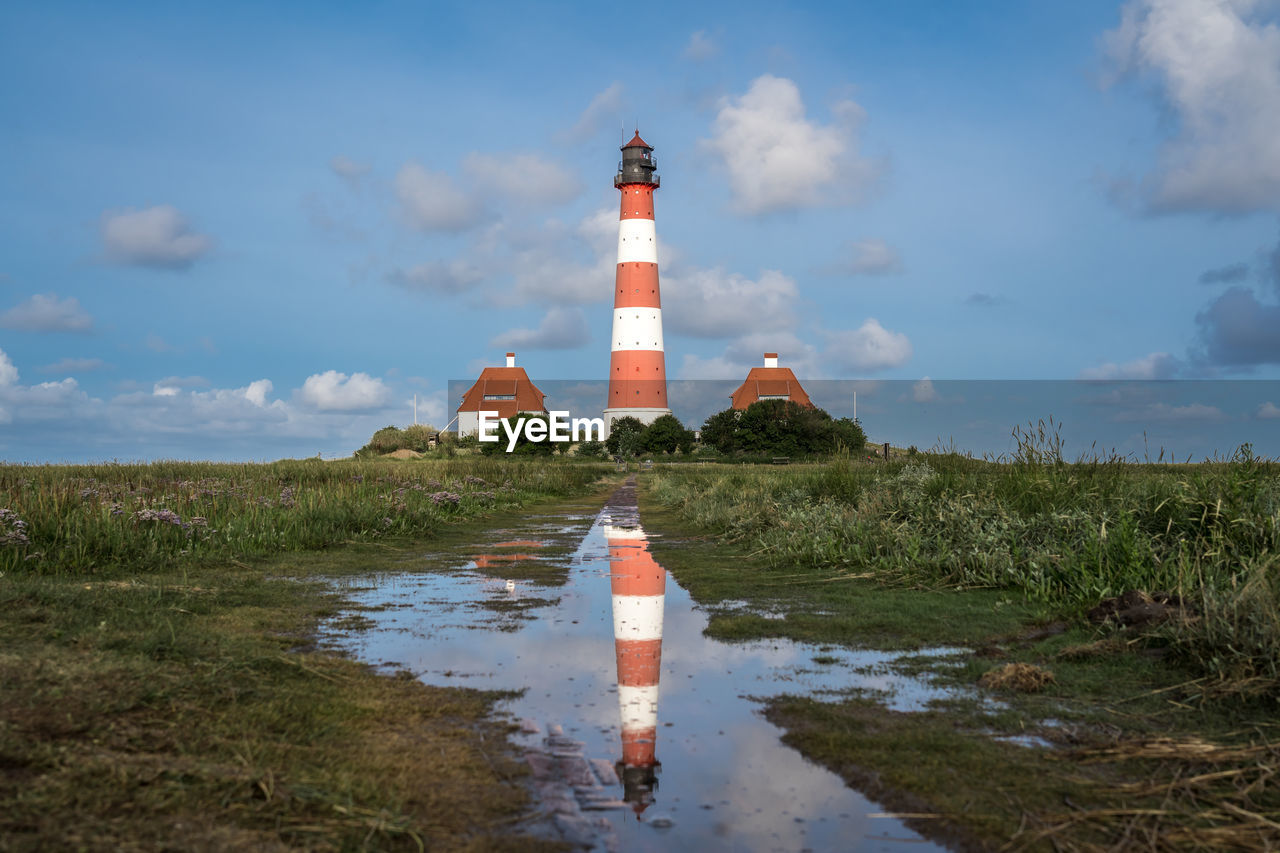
[
  {"left": 506, "top": 352, "right": 516, "bottom": 368},
  {"left": 763, "top": 352, "right": 778, "bottom": 368}
]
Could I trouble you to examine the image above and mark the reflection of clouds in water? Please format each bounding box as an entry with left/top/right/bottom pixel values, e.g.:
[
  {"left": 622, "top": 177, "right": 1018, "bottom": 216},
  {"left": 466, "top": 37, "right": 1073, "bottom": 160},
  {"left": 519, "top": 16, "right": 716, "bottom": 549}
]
[
  {"left": 323, "top": 506, "right": 942, "bottom": 851},
  {"left": 708, "top": 719, "right": 879, "bottom": 847}
]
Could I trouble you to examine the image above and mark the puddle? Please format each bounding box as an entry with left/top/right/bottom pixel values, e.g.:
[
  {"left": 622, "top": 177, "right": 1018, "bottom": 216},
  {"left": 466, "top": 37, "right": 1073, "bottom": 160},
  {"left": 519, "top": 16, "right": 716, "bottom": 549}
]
[{"left": 322, "top": 482, "right": 952, "bottom": 851}]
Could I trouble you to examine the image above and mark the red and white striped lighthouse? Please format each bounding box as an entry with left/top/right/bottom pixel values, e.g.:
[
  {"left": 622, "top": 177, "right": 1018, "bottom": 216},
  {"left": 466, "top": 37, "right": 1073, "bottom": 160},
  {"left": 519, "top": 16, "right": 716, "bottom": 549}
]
[
  {"left": 605, "top": 518, "right": 665, "bottom": 815},
  {"left": 604, "top": 132, "right": 671, "bottom": 434}
]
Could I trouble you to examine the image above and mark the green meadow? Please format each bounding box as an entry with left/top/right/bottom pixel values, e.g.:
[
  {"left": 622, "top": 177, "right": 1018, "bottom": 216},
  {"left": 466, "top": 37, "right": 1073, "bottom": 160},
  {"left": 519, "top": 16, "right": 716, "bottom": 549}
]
[
  {"left": 642, "top": 441, "right": 1280, "bottom": 850},
  {"left": 0, "top": 458, "right": 612, "bottom": 851}
]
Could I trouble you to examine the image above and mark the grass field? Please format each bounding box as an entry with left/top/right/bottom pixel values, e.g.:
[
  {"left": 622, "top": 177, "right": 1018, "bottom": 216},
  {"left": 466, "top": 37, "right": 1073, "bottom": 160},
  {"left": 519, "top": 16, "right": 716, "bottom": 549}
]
[
  {"left": 640, "top": 445, "right": 1280, "bottom": 850},
  {"left": 1, "top": 457, "right": 613, "bottom": 851},
  {"left": 647, "top": 443, "right": 1280, "bottom": 694},
  {"left": 0, "top": 457, "right": 610, "bottom": 576}
]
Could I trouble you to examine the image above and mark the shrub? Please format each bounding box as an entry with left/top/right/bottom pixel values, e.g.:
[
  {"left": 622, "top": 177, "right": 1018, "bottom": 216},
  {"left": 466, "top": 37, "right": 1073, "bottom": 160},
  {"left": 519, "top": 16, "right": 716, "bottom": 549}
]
[{"left": 606, "top": 417, "right": 645, "bottom": 458}]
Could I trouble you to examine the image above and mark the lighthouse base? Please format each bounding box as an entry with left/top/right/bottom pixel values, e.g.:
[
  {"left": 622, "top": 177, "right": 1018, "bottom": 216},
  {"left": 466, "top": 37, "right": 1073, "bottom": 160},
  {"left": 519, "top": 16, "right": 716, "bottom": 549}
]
[{"left": 603, "top": 407, "right": 672, "bottom": 437}]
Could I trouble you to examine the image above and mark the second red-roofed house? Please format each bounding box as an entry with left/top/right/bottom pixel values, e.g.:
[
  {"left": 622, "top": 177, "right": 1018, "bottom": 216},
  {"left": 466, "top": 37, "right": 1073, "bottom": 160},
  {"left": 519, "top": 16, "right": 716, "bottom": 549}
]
[
  {"left": 456, "top": 353, "right": 548, "bottom": 436},
  {"left": 729, "top": 353, "right": 814, "bottom": 410}
]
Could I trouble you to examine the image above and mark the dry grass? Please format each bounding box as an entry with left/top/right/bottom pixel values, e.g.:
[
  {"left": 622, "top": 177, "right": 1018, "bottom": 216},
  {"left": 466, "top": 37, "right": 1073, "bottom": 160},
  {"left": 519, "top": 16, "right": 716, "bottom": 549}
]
[
  {"left": 978, "top": 662, "right": 1056, "bottom": 692},
  {"left": 1011, "top": 736, "right": 1280, "bottom": 852}
]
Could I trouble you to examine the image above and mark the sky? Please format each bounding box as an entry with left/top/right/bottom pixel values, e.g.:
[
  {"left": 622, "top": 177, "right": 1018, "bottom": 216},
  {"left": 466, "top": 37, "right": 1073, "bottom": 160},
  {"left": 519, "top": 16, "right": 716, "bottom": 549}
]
[{"left": 2, "top": 0, "right": 1280, "bottom": 462}]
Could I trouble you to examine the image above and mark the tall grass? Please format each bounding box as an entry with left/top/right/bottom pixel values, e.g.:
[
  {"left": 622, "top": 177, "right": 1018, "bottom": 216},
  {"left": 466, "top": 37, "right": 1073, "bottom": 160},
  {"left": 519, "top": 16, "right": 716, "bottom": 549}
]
[
  {"left": 0, "top": 458, "right": 611, "bottom": 576},
  {"left": 648, "top": 436, "right": 1280, "bottom": 694}
]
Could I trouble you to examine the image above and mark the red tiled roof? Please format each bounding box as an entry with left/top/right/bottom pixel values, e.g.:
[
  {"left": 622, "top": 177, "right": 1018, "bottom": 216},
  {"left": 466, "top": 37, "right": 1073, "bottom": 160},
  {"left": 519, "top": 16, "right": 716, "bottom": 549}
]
[
  {"left": 457, "top": 367, "right": 547, "bottom": 414},
  {"left": 622, "top": 131, "right": 651, "bottom": 150},
  {"left": 730, "top": 367, "right": 814, "bottom": 410}
]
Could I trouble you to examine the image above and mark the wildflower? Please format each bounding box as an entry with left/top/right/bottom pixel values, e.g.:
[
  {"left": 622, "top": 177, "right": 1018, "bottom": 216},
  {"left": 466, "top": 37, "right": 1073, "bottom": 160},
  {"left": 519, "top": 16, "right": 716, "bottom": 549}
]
[
  {"left": 79, "top": 487, "right": 99, "bottom": 500},
  {"left": 429, "top": 491, "right": 462, "bottom": 506},
  {"left": 133, "top": 508, "right": 183, "bottom": 526},
  {"left": 279, "top": 487, "right": 296, "bottom": 508},
  {"left": 190, "top": 517, "right": 208, "bottom": 527},
  {"left": 464, "top": 475, "right": 487, "bottom": 486},
  {"left": 0, "top": 508, "right": 30, "bottom": 546},
  {"left": 109, "top": 503, "right": 124, "bottom": 517}
]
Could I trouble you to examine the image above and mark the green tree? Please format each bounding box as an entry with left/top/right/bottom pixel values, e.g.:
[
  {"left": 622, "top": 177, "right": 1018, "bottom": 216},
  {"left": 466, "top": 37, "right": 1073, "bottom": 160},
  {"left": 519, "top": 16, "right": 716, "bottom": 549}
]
[
  {"left": 700, "top": 408, "right": 743, "bottom": 454},
  {"left": 640, "top": 414, "right": 693, "bottom": 454},
  {"left": 355, "top": 425, "right": 405, "bottom": 457},
  {"left": 830, "top": 417, "right": 867, "bottom": 454},
  {"left": 606, "top": 416, "right": 645, "bottom": 457},
  {"left": 479, "top": 414, "right": 557, "bottom": 456},
  {"left": 699, "top": 402, "right": 865, "bottom": 457},
  {"left": 576, "top": 440, "right": 607, "bottom": 459},
  {"left": 402, "top": 423, "right": 437, "bottom": 453}
]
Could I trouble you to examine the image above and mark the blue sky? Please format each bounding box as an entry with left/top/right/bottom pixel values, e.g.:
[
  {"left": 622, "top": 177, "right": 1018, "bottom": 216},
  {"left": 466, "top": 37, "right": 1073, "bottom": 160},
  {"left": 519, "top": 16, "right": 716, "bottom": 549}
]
[{"left": 2, "top": 0, "right": 1279, "bottom": 461}]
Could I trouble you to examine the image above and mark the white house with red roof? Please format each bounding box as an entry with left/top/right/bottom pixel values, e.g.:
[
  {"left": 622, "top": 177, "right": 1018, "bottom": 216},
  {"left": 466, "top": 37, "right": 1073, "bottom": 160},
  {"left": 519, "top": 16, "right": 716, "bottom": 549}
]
[
  {"left": 729, "top": 353, "right": 814, "bottom": 410},
  {"left": 455, "top": 353, "right": 548, "bottom": 436}
]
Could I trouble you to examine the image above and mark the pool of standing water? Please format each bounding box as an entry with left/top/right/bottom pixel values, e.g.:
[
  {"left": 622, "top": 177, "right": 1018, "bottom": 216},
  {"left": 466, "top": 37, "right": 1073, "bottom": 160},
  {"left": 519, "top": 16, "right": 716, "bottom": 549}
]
[{"left": 322, "top": 481, "right": 953, "bottom": 852}]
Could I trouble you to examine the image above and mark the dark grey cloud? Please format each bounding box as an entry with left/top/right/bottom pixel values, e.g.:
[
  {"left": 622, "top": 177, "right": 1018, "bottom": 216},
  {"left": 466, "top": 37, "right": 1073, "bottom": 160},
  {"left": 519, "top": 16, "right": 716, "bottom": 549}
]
[
  {"left": 964, "top": 292, "right": 1000, "bottom": 307},
  {"left": 386, "top": 261, "right": 482, "bottom": 295},
  {"left": 1195, "top": 286, "right": 1280, "bottom": 367},
  {"left": 100, "top": 205, "right": 211, "bottom": 270},
  {"left": 1198, "top": 263, "right": 1250, "bottom": 285},
  {"left": 489, "top": 307, "right": 591, "bottom": 351}
]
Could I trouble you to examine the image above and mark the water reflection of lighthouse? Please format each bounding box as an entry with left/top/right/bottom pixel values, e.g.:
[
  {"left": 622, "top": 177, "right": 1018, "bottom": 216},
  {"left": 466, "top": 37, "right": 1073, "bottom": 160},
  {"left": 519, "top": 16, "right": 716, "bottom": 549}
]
[{"left": 605, "top": 517, "right": 665, "bottom": 817}]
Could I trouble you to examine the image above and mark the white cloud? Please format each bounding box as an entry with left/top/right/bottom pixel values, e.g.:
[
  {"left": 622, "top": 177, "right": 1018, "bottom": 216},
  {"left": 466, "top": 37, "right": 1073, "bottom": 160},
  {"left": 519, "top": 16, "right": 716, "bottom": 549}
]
[
  {"left": 330, "top": 155, "right": 371, "bottom": 183},
  {"left": 0, "top": 293, "right": 93, "bottom": 333},
  {"left": 153, "top": 384, "right": 180, "bottom": 397},
  {"left": 0, "top": 360, "right": 438, "bottom": 461},
  {"left": 1117, "top": 401, "right": 1227, "bottom": 422},
  {"left": 843, "top": 239, "right": 902, "bottom": 275},
  {"left": 912, "top": 377, "right": 938, "bottom": 403},
  {"left": 565, "top": 82, "right": 625, "bottom": 142},
  {"left": 506, "top": 209, "right": 617, "bottom": 306},
  {"left": 244, "top": 379, "right": 273, "bottom": 406},
  {"left": 824, "top": 319, "right": 913, "bottom": 373},
  {"left": 145, "top": 334, "right": 176, "bottom": 353},
  {"left": 1079, "top": 351, "right": 1182, "bottom": 380},
  {"left": 0, "top": 348, "right": 18, "bottom": 387},
  {"left": 387, "top": 260, "right": 483, "bottom": 295},
  {"left": 39, "top": 357, "right": 108, "bottom": 374},
  {"left": 702, "top": 75, "right": 881, "bottom": 214},
  {"left": 664, "top": 268, "right": 799, "bottom": 337},
  {"left": 676, "top": 353, "right": 748, "bottom": 380},
  {"left": 490, "top": 307, "right": 591, "bottom": 351},
  {"left": 1103, "top": 0, "right": 1280, "bottom": 213},
  {"left": 1258, "top": 401, "right": 1280, "bottom": 419},
  {"left": 684, "top": 30, "right": 719, "bottom": 61},
  {"left": 463, "top": 153, "right": 582, "bottom": 205},
  {"left": 297, "top": 371, "right": 391, "bottom": 412},
  {"left": 101, "top": 205, "right": 211, "bottom": 269},
  {"left": 394, "top": 163, "right": 482, "bottom": 232},
  {"left": 677, "top": 331, "right": 820, "bottom": 380}
]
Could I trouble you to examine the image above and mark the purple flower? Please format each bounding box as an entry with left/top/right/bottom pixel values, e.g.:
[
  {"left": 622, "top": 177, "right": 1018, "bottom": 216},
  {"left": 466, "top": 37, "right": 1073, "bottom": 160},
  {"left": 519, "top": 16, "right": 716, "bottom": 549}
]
[
  {"left": 0, "top": 508, "right": 30, "bottom": 546},
  {"left": 133, "top": 508, "right": 183, "bottom": 526}
]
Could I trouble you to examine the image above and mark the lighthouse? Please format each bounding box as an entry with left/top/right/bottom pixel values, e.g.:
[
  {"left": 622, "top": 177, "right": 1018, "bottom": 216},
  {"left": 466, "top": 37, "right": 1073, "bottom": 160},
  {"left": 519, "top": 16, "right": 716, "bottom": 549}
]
[
  {"left": 604, "top": 132, "right": 671, "bottom": 434},
  {"left": 605, "top": 518, "right": 665, "bottom": 815}
]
